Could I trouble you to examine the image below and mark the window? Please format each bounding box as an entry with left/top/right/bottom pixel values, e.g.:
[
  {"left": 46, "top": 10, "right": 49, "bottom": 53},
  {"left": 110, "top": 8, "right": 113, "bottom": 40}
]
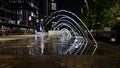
[
  {"left": 51, "top": 3, "right": 56, "bottom": 10},
  {"left": 29, "top": 16, "right": 31, "bottom": 21},
  {"left": 36, "top": 19, "right": 39, "bottom": 23},
  {"left": 31, "top": 2, "right": 33, "bottom": 7},
  {"left": 31, "top": 12, "right": 34, "bottom": 16}
]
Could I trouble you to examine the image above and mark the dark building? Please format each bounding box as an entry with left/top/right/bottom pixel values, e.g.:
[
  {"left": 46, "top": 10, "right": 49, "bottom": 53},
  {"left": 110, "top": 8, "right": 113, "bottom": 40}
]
[
  {"left": 0, "top": 0, "right": 12, "bottom": 35},
  {"left": 9, "top": 0, "right": 40, "bottom": 27},
  {"left": 41, "top": 0, "right": 57, "bottom": 16},
  {"left": 0, "top": 0, "right": 42, "bottom": 35},
  {"left": 0, "top": 0, "right": 11, "bottom": 23}
]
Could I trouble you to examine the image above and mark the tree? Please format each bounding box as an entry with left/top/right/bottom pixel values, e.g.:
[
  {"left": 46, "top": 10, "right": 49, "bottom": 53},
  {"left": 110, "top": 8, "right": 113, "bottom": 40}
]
[{"left": 83, "top": 0, "right": 120, "bottom": 30}]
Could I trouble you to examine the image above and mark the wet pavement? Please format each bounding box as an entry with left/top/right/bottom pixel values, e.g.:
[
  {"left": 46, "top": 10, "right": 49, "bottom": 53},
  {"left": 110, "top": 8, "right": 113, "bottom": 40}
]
[
  {"left": 0, "top": 55, "right": 65, "bottom": 68},
  {"left": 0, "top": 34, "right": 65, "bottom": 68},
  {"left": 0, "top": 34, "right": 120, "bottom": 68},
  {"left": 0, "top": 55, "right": 120, "bottom": 68},
  {"left": 0, "top": 34, "right": 69, "bottom": 55},
  {"left": 0, "top": 34, "right": 74, "bottom": 68}
]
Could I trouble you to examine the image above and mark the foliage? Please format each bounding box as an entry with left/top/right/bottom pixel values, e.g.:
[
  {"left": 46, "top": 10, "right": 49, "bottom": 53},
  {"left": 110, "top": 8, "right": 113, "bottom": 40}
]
[{"left": 83, "top": 0, "right": 120, "bottom": 30}]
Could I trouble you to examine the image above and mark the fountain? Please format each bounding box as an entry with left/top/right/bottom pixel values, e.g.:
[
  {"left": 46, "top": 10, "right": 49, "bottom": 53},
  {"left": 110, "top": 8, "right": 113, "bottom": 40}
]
[{"left": 45, "top": 10, "right": 98, "bottom": 55}]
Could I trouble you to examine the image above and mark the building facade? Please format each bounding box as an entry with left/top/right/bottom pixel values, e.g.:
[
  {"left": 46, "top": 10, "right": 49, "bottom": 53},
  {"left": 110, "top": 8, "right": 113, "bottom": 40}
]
[
  {"left": 0, "top": 0, "right": 11, "bottom": 23},
  {"left": 0, "top": 0, "right": 42, "bottom": 35},
  {"left": 9, "top": 0, "right": 40, "bottom": 28},
  {"left": 44, "top": 0, "right": 57, "bottom": 16}
]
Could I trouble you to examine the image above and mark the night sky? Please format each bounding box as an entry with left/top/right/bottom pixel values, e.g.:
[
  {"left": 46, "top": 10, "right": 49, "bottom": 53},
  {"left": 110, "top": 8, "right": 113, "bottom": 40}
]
[
  {"left": 56, "top": 0, "right": 84, "bottom": 16},
  {"left": 38, "top": 0, "right": 85, "bottom": 16}
]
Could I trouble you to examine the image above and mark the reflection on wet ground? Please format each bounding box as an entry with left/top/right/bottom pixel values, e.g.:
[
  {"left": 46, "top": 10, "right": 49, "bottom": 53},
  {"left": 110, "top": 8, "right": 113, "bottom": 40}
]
[
  {"left": 0, "top": 34, "right": 86, "bottom": 55},
  {"left": 0, "top": 55, "right": 65, "bottom": 68},
  {"left": 0, "top": 34, "right": 77, "bottom": 68},
  {"left": 0, "top": 35, "right": 65, "bottom": 68},
  {"left": 0, "top": 34, "right": 69, "bottom": 55},
  {"left": 0, "top": 35, "right": 120, "bottom": 68}
]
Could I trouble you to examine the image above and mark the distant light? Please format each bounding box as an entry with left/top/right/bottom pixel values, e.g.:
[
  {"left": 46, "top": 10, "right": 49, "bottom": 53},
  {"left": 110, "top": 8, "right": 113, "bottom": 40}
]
[
  {"left": 31, "top": 2, "right": 34, "bottom": 7},
  {"left": 31, "top": 12, "right": 34, "bottom": 16},
  {"left": 111, "top": 38, "right": 116, "bottom": 42},
  {"left": 52, "top": 0, "right": 54, "bottom": 2},
  {"left": 17, "top": 21, "right": 20, "bottom": 25},
  {"left": 29, "top": 16, "right": 32, "bottom": 21},
  {"left": 41, "top": 19, "right": 43, "bottom": 22}
]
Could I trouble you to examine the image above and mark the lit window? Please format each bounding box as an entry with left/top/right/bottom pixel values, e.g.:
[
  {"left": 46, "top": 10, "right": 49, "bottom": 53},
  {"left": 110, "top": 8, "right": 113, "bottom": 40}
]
[
  {"left": 31, "top": 2, "right": 33, "bottom": 7},
  {"left": 51, "top": 3, "right": 56, "bottom": 10},
  {"left": 31, "top": 12, "right": 34, "bottom": 16},
  {"left": 17, "top": 20, "right": 20, "bottom": 25},
  {"left": 29, "top": 16, "right": 32, "bottom": 21},
  {"left": 36, "top": 19, "right": 39, "bottom": 23}
]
